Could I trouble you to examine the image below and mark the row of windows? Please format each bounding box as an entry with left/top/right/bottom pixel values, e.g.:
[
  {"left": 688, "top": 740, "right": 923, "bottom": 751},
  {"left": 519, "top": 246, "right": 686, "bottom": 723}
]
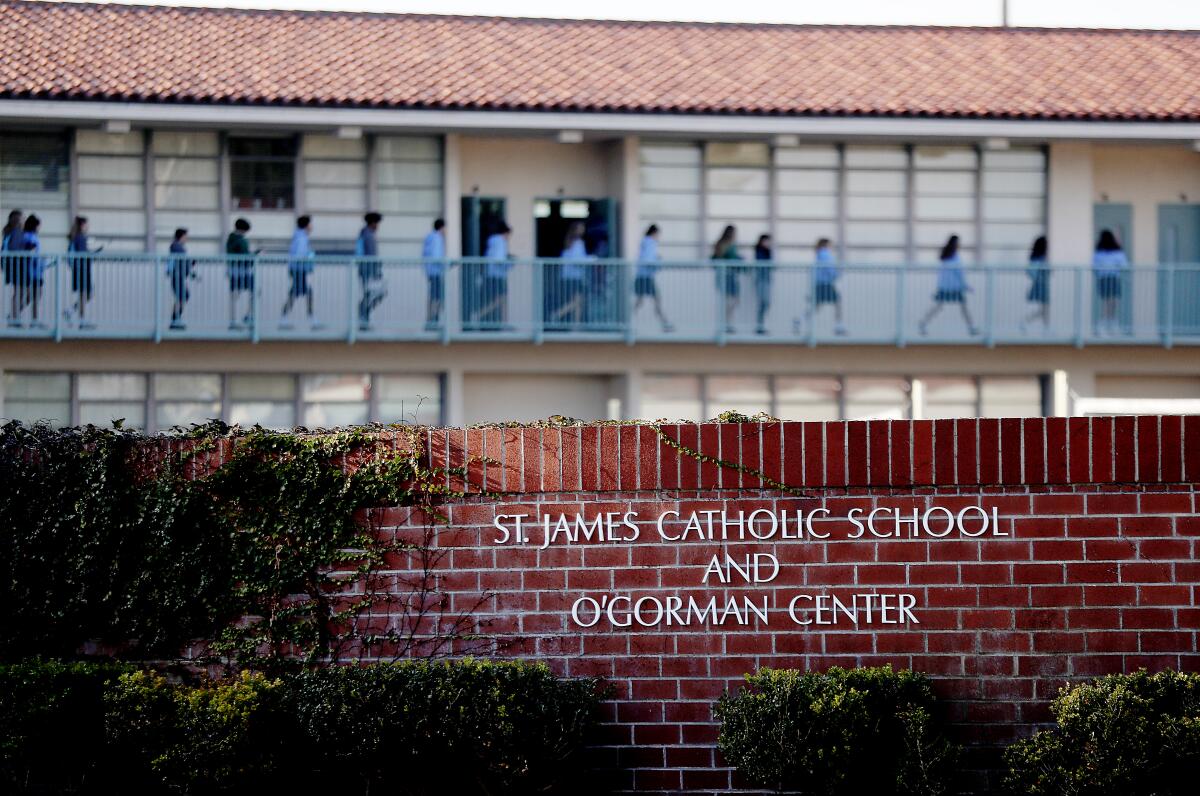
[
  {"left": 641, "top": 375, "right": 1045, "bottom": 422},
  {"left": 2, "top": 372, "right": 442, "bottom": 432}
]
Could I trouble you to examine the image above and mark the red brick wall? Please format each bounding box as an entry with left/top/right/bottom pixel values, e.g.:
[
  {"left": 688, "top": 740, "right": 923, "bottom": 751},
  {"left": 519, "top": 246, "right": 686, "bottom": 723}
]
[{"left": 380, "top": 416, "right": 1200, "bottom": 794}]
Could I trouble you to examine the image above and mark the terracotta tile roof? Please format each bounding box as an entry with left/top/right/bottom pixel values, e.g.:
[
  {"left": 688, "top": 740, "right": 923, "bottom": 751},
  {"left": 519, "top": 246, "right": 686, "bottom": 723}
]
[{"left": 2, "top": 0, "right": 1200, "bottom": 121}]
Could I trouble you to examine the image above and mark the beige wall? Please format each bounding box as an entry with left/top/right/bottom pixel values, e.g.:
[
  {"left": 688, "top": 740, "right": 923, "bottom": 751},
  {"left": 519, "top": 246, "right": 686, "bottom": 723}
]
[
  {"left": 1092, "top": 144, "right": 1200, "bottom": 264},
  {"left": 1047, "top": 142, "right": 1094, "bottom": 264},
  {"left": 458, "top": 136, "right": 625, "bottom": 257}
]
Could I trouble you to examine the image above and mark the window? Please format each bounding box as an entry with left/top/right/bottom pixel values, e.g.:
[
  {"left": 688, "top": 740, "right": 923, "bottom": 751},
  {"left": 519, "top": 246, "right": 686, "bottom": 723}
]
[
  {"left": 641, "top": 375, "right": 703, "bottom": 422},
  {"left": 154, "top": 373, "right": 221, "bottom": 430},
  {"left": 0, "top": 133, "right": 68, "bottom": 195},
  {"left": 78, "top": 373, "right": 147, "bottom": 429},
  {"left": 228, "top": 374, "right": 296, "bottom": 429},
  {"left": 301, "top": 374, "right": 370, "bottom": 427},
  {"left": 3, "top": 372, "right": 70, "bottom": 426},
  {"left": 230, "top": 137, "right": 297, "bottom": 210},
  {"left": 775, "top": 377, "right": 840, "bottom": 421},
  {"left": 980, "top": 377, "right": 1042, "bottom": 418},
  {"left": 843, "top": 377, "right": 910, "bottom": 420},
  {"left": 706, "top": 376, "right": 771, "bottom": 418},
  {"left": 376, "top": 374, "right": 441, "bottom": 425},
  {"left": 920, "top": 377, "right": 978, "bottom": 419}
]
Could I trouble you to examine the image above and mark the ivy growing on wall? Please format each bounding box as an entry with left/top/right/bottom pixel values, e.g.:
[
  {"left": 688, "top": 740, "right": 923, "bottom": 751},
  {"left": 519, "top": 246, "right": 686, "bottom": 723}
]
[{"left": 0, "top": 421, "right": 490, "bottom": 670}]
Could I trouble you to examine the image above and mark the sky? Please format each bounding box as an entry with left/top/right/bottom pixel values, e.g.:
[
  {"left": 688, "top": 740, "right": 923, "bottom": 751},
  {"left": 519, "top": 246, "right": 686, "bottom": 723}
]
[{"left": 81, "top": 0, "right": 1200, "bottom": 28}]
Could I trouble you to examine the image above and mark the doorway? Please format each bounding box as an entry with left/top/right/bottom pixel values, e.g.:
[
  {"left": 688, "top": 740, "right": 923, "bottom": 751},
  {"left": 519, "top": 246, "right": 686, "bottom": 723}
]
[
  {"left": 534, "top": 198, "right": 621, "bottom": 330},
  {"left": 1158, "top": 203, "right": 1200, "bottom": 336},
  {"left": 1093, "top": 202, "right": 1134, "bottom": 332}
]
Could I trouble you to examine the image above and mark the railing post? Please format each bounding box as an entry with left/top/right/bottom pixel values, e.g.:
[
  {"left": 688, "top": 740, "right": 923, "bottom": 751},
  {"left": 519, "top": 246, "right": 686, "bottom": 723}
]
[
  {"left": 347, "top": 259, "right": 357, "bottom": 344},
  {"left": 895, "top": 266, "right": 906, "bottom": 347},
  {"left": 983, "top": 266, "right": 995, "bottom": 347},
  {"left": 715, "top": 260, "right": 726, "bottom": 346},
  {"left": 250, "top": 262, "right": 260, "bottom": 344},
  {"left": 1073, "top": 266, "right": 1084, "bottom": 348},
  {"left": 532, "top": 259, "right": 544, "bottom": 345},
  {"left": 1162, "top": 262, "right": 1175, "bottom": 349},
  {"left": 807, "top": 265, "right": 817, "bottom": 348},
  {"left": 52, "top": 255, "right": 62, "bottom": 342},
  {"left": 624, "top": 259, "right": 636, "bottom": 346},
  {"left": 441, "top": 260, "right": 453, "bottom": 345},
  {"left": 153, "top": 255, "right": 164, "bottom": 343}
]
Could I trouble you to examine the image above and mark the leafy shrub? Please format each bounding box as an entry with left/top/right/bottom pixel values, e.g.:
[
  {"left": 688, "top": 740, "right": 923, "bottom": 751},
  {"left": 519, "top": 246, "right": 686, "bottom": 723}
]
[
  {"left": 0, "top": 659, "right": 132, "bottom": 793},
  {"left": 1003, "top": 669, "right": 1200, "bottom": 796},
  {"left": 283, "top": 659, "right": 610, "bottom": 795},
  {"left": 714, "top": 665, "right": 958, "bottom": 795}
]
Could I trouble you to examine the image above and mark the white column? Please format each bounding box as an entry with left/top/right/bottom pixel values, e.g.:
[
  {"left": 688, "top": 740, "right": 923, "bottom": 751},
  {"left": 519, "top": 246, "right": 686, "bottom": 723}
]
[
  {"left": 1046, "top": 142, "right": 1094, "bottom": 264},
  {"left": 443, "top": 133, "right": 462, "bottom": 258},
  {"left": 620, "top": 368, "right": 643, "bottom": 421},
  {"left": 444, "top": 367, "right": 465, "bottom": 427},
  {"left": 619, "top": 135, "right": 640, "bottom": 260}
]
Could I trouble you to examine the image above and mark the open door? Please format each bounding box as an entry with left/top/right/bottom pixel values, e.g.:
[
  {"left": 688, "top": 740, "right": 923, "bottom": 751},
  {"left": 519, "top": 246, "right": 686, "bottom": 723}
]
[
  {"left": 1093, "top": 203, "right": 1134, "bottom": 332},
  {"left": 460, "top": 196, "right": 506, "bottom": 327}
]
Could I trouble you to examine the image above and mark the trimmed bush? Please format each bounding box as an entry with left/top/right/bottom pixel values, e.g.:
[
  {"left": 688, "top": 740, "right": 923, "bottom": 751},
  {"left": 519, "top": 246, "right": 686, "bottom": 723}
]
[
  {"left": 2, "top": 658, "right": 606, "bottom": 795},
  {"left": 0, "top": 659, "right": 132, "bottom": 793},
  {"left": 715, "top": 665, "right": 958, "bottom": 795},
  {"left": 1003, "top": 669, "right": 1200, "bottom": 796}
]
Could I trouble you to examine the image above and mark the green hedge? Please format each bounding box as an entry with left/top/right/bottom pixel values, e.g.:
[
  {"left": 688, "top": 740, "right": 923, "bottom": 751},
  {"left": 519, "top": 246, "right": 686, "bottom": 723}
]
[
  {"left": 1003, "top": 669, "right": 1200, "bottom": 796},
  {"left": 1, "top": 658, "right": 607, "bottom": 795},
  {"left": 714, "top": 665, "right": 958, "bottom": 795}
]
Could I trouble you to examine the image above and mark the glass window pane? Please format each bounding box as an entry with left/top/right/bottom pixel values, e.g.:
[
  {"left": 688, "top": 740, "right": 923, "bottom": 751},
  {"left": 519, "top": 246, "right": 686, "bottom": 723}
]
[
  {"left": 641, "top": 375, "right": 702, "bottom": 423},
  {"left": 229, "top": 374, "right": 295, "bottom": 402},
  {"left": 705, "top": 142, "right": 769, "bottom": 167},
  {"left": 301, "top": 374, "right": 370, "bottom": 403},
  {"left": 775, "top": 377, "right": 840, "bottom": 421},
  {"left": 78, "top": 373, "right": 146, "bottom": 401},
  {"left": 921, "top": 377, "right": 977, "bottom": 419},
  {"left": 4, "top": 372, "right": 69, "bottom": 400},
  {"left": 844, "top": 377, "right": 910, "bottom": 420},
  {"left": 154, "top": 373, "right": 220, "bottom": 401},
  {"left": 980, "top": 377, "right": 1042, "bottom": 418},
  {"left": 157, "top": 401, "right": 221, "bottom": 430},
  {"left": 228, "top": 402, "right": 295, "bottom": 430},
  {"left": 3, "top": 401, "right": 70, "bottom": 427},
  {"left": 376, "top": 375, "right": 441, "bottom": 425},
  {"left": 706, "top": 376, "right": 770, "bottom": 419},
  {"left": 79, "top": 402, "right": 145, "bottom": 430},
  {"left": 304, "top": 403, "right": 368, "bottom": 428}
]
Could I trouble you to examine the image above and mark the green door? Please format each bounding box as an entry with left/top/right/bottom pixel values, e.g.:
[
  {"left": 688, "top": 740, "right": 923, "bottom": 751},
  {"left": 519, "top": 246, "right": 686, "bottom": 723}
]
[
  {"left": 1093, "top": 203, "right": 1134, "bottom": 331},
  {"left": 1158, "top": 203, "right": 1200, "bottom": 336}
]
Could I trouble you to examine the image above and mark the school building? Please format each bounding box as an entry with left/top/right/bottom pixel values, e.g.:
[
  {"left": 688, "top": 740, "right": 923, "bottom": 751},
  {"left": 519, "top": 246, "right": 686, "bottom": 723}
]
[{"left": 1, "top": 0, "right": 1199, "bottom": 431}]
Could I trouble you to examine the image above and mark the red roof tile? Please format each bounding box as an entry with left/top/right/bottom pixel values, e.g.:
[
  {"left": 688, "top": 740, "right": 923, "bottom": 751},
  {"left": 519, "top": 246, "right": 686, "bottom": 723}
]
[{"left": 2, "top": 1, "right": 1200, "bottom": 121}]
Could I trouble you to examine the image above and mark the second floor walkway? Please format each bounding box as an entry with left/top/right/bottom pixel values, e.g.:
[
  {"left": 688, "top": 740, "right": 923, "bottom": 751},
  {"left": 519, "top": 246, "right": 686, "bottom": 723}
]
[{"left": 2, "top": 254, "right": 1198, "bottom": 348}]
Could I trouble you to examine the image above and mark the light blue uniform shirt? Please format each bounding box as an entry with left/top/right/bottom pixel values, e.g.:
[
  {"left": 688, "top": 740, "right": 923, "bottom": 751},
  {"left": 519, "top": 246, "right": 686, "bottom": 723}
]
[
  {"left": 636, "top": 236, "right": 659, "bottom": 277},
  {"left": 422, "top": 230, "right": 445, "bottom": 277},
  {"left": 1092, "top": 249, "right": 1128, "bottom": 276},
  {"left": 484, "top": 234, "right": 511, "bottom": 278},
  {"left": 936, "top": 253, "right": 966, "bottom": 293},
  {"left": 22, "top": 231, "right": 44, "bottom": 278},
  {"left": 288, "top": 228, "right": 313, "bottom": 273},
  {"left": 814, "top": 246, "right": 838, "bottom": 284},
  {"left": 560, "top": 238, "right": 588, "bottom": 280}
]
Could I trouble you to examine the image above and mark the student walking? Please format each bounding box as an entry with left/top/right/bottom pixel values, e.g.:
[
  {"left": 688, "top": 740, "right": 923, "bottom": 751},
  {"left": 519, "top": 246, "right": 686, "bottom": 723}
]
[
  {"left": 226, "top": 218, "right": 255, "bottom": 330},
  {"left": 753, "top": 234, "right": 773, "bottom": 335},
  {"left": 1092, "top": 229, "right": 1128, "bottom": 336},
  {"left": 3, "top": 209, "right": 23, "bottom": 326},
  {"left": 167, "top": 228, "right": 194, "bottom": 330},
  {"left": 16, "top": 215, "right": 45, "bottom": 328},
  {"left": 280, "top": 215, "right": 320, "bottom": 330},
  {"left": 551, "top": 221, "right": 589, "bottom": 329},
  {"left": 712, "top": 225, "right": 743, "bottom": 334},
  {"left": 1021, "top": 236, "right": 1050, "bottom": 334},
  {"left": 356, "top": 212, "right": 385, "bottom": 331},
  {"left": 421, "top": 218, "right": 446, "bottom": 329},
  {"left": 477, "top": 222, "right": 512, "bottom": 327},
  {"left": 65, "top": 216, "right": 97, "bottom": 328},
  {"left": 796, "top": 237, "right": 846, "bottom": 337},
  {"left": 918, "top": 235, "right": 978, "bottom": 337},
  {"left": 633, "top": 224, "right": 672, "bottom": 332}
]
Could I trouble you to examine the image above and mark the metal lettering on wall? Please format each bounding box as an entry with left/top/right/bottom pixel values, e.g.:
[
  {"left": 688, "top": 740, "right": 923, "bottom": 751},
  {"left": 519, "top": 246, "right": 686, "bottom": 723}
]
[{"left": 491, "top": 506, "right": 1005, "bottom": 629}]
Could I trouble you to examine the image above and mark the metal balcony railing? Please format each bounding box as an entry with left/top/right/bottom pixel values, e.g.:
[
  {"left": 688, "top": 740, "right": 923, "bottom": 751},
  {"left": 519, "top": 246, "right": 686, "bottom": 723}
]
[{"left": 1, "top": 253, "right": 1198, "bottom": 347}]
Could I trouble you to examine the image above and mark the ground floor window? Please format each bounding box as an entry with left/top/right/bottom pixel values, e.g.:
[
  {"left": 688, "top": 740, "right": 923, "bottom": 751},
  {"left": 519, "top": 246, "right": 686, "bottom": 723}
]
[
  {"left": 1, "top": 371, "right": 442, "bottom": 432},
  {"left": 641, "top": 373, "right": 1045, "bottom": 422}
]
